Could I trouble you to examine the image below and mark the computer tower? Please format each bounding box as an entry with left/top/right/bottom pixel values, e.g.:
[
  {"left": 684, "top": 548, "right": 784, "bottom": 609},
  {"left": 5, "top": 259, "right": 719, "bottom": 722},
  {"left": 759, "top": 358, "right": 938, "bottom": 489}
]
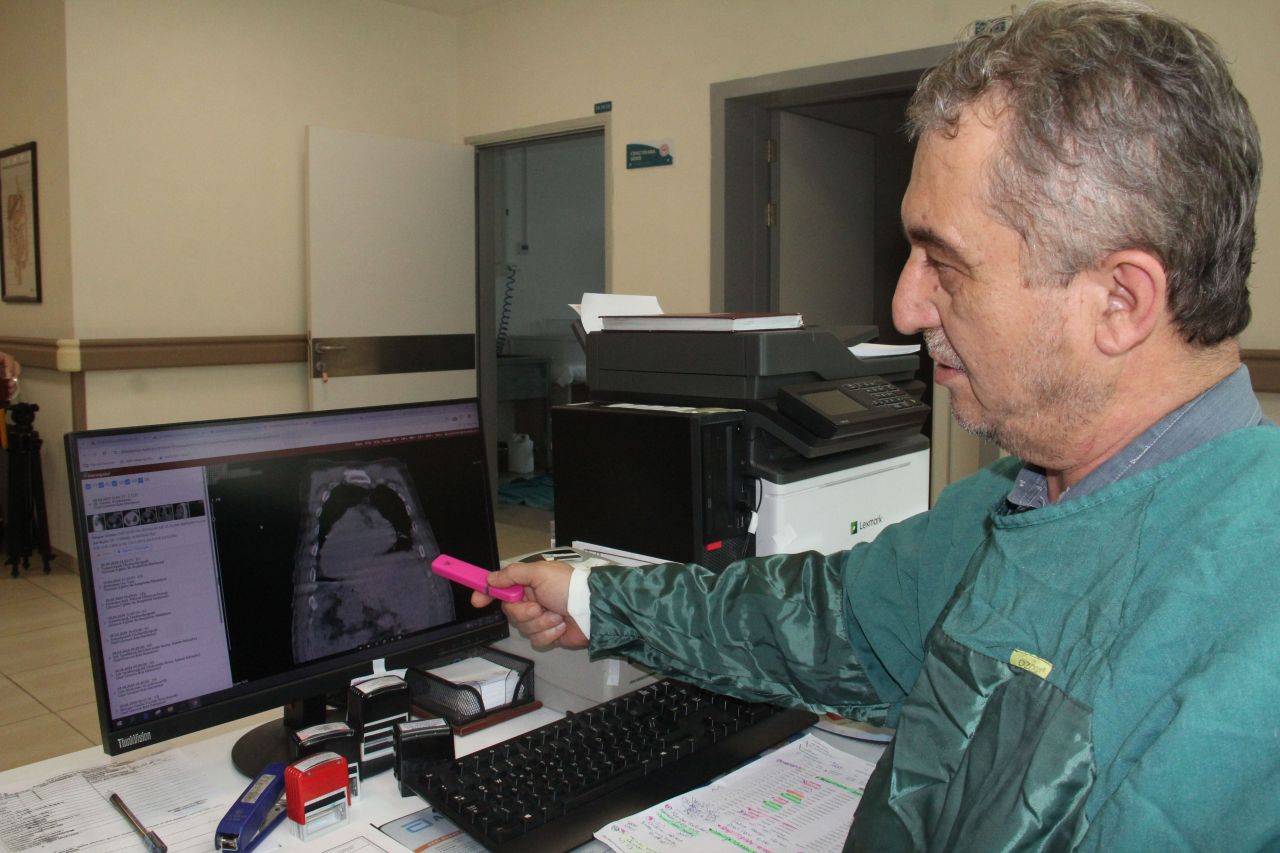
[{"left": 552, "top": 404, "right": 751, "bottom": 570}]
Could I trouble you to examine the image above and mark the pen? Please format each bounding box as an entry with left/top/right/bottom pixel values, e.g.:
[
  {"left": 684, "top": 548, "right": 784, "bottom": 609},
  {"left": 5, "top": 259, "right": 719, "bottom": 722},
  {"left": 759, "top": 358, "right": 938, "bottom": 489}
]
[{"left": 109, "top": 792, "right": 168, "bottom": 853}]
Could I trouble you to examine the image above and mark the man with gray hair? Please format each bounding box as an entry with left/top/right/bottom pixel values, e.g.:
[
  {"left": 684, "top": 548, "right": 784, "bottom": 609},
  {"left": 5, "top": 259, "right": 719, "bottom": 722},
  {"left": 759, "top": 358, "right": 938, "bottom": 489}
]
[{"left": 480, "top": 2, "right": 1277, "bottom": 848}]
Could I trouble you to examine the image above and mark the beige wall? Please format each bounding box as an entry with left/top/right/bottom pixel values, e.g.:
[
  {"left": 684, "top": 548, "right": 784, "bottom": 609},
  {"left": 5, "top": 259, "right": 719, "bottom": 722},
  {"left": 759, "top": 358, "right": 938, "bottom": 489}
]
[
  {"left": 457, "top": 0, "right": 1280, "bottom": 350},
  {"left": 0, "top": 0, "right": 74, "bottom": 555},
  {"left": 15, "top": 0, "right": 461, "bottom": 552},
  {"left": 0, "top": 0, "right": 72, "bottom": 339},
  {"left": 1260, "top": 391, "right": 1280, "bottom": 422},
  {"left": 64, "top": 0, "right": 460, "bottom": 340}
]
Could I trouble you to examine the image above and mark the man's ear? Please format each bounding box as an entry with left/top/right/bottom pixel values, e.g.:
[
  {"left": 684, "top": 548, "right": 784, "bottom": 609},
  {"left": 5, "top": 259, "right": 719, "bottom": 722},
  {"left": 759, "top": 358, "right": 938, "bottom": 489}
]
[{"left": 1093, "top": 249, "right": 1167, "bottom": 357}]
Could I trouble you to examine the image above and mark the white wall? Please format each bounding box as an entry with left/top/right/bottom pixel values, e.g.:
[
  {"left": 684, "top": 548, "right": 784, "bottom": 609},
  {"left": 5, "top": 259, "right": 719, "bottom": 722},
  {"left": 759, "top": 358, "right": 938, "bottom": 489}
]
[{"left": 458, "top": 0, "right": 1280, "bottom": 350}]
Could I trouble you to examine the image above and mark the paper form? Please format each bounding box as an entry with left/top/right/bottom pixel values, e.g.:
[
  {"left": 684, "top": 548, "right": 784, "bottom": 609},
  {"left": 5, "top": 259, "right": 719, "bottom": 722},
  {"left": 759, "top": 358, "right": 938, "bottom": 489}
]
[
  {"left": 309, "top": 827, "right": 398, "bottom": 852},
  {"left": 0, "top": 750, "right": 225, "bottom": 853},
  {"left": 595, "top": 735, "right": 874, "bottom": 853}
]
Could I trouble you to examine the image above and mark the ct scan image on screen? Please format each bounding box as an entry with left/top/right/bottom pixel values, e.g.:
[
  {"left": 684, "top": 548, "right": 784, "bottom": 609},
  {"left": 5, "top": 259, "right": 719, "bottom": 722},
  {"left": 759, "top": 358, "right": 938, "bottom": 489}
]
[{"left": 291, "top": 458, "right": 455, "bottom": 662}]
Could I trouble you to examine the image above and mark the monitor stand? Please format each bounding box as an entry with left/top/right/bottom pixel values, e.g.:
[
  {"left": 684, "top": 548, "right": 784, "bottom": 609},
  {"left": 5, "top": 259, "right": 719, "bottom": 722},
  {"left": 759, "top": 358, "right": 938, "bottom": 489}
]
[{"left": 230, "top": 695, "right": 344, "bottom": 777}]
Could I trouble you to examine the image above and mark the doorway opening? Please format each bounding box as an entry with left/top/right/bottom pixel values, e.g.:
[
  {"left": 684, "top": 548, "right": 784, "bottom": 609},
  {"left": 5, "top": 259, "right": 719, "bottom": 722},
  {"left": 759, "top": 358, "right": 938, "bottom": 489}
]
[
  {"left": 711, "top": 44, "right": 1003, "bottom": 500},
  {"left": 473, "top": 122, "right": 608, "bottom": 522},
  {"left": 712, "top": 44, "right": 949, "bottom": 339}
]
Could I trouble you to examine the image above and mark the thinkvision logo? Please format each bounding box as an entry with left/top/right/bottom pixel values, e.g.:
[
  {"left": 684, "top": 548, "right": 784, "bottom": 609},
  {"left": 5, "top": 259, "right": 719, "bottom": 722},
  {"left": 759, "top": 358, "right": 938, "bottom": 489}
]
[
  {"left": 851, "top": 515, "right": 883, "bottom": 535},
  {"left": 117, "top": 731, "right": 152, "bottom": 749}
]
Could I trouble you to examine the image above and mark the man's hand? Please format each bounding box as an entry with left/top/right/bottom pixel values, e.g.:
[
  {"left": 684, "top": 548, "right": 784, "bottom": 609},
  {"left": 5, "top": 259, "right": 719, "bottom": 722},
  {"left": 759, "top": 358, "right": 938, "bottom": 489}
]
[
  {"left": 0, "top": 352, "right": 19, "bottom": 380},
  {"left": 0, "top": 352, "right": 19, "bottom": 403},
  {"left": 471, "top": 560, "right": 588, "bottom": 651}
]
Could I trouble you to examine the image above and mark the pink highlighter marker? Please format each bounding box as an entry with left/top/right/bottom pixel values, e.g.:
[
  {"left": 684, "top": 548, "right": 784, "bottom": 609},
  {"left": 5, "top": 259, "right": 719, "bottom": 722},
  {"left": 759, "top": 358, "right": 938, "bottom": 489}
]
[{"left": 431, "top": 554, "right": 526, "bottom": 602}]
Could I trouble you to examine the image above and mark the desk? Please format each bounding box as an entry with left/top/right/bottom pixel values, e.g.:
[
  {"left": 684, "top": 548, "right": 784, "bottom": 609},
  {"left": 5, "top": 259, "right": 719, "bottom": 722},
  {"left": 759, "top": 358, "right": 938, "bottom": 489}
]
[{"left": 0, "top": 652, "right": 884, "bottom": 852}]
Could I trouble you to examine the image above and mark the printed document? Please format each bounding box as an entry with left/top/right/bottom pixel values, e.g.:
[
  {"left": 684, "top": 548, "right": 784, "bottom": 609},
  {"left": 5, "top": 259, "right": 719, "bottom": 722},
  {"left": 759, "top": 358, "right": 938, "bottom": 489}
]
[
  {"left": 596, "top": 734, "right": 873, "bottom": 853},
  {"left": 0, "top": 751, "right": 224, "bottom": 853}
]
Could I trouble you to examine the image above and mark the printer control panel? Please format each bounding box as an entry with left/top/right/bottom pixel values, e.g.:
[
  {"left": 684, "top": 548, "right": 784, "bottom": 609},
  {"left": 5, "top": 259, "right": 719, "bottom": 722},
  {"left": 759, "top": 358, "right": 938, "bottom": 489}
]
[{"left": 777, "top": 377, "right": 929, "bottom": 440}]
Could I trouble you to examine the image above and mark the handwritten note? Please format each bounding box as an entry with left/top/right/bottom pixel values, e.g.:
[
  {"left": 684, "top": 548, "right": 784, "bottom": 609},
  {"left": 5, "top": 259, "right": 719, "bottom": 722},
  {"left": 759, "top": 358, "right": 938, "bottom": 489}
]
[{"left": 596, "top": 734, "right": 874, "bottom": 853}]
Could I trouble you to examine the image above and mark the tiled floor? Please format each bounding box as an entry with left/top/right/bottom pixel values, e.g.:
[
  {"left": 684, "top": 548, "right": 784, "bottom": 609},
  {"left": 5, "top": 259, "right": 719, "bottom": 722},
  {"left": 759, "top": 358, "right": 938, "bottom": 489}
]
[{"left": 0, "top": 504, "right": 553, "bottom": 773}]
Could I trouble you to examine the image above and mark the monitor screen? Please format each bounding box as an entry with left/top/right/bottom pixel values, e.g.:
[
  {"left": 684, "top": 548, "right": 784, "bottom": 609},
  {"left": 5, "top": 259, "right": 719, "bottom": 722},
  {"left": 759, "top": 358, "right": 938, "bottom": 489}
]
[{"left": 65, "top": 399, "right": 507, "bottom": 764}]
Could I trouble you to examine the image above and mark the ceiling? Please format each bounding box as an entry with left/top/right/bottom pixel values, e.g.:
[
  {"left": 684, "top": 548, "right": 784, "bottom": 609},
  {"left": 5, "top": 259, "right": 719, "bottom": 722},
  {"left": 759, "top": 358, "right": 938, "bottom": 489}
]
[{"left": 380, "top": 0, "right": 508, "bottom": 16}]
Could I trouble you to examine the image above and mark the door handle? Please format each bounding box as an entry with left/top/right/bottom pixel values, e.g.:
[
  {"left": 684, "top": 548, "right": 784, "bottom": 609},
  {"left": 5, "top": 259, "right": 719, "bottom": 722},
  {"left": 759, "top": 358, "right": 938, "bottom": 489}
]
[{"left": 314, "top": 343, "right": 348, "bottom": 354}]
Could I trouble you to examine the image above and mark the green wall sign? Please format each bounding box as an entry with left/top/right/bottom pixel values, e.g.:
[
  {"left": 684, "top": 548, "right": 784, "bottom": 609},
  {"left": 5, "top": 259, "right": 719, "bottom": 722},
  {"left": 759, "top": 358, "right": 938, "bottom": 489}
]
[{"left": 626, "top": 141, "right": 673, "bottom": 169}]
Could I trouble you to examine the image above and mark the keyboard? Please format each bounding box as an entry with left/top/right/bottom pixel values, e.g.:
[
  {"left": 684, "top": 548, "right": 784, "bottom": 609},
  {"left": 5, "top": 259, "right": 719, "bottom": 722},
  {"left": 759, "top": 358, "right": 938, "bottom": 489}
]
[{"left": 406, "top": 679, "right": 817, "bottom": 852}]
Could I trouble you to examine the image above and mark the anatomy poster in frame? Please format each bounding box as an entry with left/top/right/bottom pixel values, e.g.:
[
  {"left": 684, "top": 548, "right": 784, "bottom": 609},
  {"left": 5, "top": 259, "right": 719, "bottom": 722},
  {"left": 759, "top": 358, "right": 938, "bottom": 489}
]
[{"left": 1, "top": 142, "right": 42, "bottom": 303}]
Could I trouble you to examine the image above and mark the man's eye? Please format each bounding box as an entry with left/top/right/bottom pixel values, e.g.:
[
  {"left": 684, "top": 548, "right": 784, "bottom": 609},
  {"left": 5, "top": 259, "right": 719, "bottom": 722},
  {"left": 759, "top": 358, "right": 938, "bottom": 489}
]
[
  {"left": 923, "top": 256, "right": 954, "bottom": 276},
  {"left": 921, "top": 255, "right": 962, "bottom": 293}
]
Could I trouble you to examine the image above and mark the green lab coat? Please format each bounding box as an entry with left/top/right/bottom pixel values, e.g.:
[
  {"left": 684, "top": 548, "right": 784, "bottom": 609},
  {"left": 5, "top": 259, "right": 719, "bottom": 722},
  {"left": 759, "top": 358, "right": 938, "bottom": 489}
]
[{"left": 588, "top": 425, "right": 1280, "bottom": 851}]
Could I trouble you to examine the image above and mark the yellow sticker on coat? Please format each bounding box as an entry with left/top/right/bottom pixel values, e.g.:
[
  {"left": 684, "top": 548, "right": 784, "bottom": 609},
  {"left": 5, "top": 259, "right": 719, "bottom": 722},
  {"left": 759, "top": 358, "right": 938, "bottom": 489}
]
[{"left": 1010, "top": 649, "right": 1053, "bottom": 679}]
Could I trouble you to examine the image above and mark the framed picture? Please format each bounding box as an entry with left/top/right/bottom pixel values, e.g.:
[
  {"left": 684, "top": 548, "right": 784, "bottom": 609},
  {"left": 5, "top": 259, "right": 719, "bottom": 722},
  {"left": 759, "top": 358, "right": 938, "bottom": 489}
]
[{"left": 1, "top": 141, "right": 42, "bottom": 303}]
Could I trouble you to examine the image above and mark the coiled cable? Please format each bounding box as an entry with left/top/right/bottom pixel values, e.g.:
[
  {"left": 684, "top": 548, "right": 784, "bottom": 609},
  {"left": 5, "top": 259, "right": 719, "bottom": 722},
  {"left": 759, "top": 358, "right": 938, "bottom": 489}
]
[{"left": 496, "top": 264, "right": 517, "bottom": 356}]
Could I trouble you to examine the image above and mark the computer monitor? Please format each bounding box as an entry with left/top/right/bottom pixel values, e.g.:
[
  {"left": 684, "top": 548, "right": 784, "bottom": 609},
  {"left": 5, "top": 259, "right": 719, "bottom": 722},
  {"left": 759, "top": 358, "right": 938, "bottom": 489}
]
[{"left": 65, "top": 399, "right": 508, "bottom": 774}]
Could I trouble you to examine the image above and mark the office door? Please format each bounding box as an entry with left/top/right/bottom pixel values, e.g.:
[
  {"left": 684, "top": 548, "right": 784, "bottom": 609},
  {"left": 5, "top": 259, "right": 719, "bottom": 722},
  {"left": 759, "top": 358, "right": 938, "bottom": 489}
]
[{"left": 306, "top": 126, "right": 476, "bottom": 410}]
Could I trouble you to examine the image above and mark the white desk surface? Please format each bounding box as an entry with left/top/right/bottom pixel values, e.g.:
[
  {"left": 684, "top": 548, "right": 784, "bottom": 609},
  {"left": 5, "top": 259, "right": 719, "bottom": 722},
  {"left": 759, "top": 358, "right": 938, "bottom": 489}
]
[{"left": 0, "top": 652, "right": 884, "bottom": 852}]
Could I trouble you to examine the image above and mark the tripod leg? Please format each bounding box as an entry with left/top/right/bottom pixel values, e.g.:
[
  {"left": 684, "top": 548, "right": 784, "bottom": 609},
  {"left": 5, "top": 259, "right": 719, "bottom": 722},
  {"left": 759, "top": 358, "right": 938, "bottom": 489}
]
[
  {"left": 6, "top": 439, "right": 20, "bottom": 578},
  {"left": 31, "top": 431, "right": 53, "bottom": 573},
  {"left": 20, "top": 444, "right": 31, "bottom": 569}
]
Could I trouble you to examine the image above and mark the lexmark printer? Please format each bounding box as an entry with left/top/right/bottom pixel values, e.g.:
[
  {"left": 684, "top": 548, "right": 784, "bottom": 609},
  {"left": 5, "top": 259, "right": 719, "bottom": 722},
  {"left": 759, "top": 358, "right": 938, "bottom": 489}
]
[{"left": 552, "top": 324, "right": 931, "bottom": 566}]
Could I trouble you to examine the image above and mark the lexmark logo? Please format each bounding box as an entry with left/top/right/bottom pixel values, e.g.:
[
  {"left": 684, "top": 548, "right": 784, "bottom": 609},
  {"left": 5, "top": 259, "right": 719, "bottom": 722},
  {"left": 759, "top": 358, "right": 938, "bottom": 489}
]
[
  {"left": 852, "top": 515, "right": 883, "bottom": 534},
  {"left": 117, "top": 731, "right": 152, "bottom": 749}
]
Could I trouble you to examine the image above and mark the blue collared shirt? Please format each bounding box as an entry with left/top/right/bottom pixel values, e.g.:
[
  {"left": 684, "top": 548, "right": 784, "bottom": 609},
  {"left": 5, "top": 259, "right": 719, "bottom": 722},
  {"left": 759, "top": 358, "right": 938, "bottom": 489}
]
[{"left": 1005, "top": 364, "right": 1269, "bottom": 512}]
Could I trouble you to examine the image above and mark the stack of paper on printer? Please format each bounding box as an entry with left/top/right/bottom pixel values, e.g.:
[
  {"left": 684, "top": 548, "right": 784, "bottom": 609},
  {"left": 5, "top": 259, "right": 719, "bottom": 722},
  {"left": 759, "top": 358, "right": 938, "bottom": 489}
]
[
  {"left": 426, "top": 657, "right": 520, "bottom": 711},
  {"left": 570, "top": 292, "right": 804, "bottom": 333},
  {"left": 571, "top": 292, "right": 664, "bottom": 333},
  {"left": 600, "top": 312, "right": 804, "bottom": 332}
]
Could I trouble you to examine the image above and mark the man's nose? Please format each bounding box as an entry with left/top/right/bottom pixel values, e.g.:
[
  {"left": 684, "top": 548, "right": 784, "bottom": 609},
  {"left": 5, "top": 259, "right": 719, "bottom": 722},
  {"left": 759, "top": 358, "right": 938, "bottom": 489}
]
[{"left": 892, "top": 250, "right": 941, "bottom": 335}]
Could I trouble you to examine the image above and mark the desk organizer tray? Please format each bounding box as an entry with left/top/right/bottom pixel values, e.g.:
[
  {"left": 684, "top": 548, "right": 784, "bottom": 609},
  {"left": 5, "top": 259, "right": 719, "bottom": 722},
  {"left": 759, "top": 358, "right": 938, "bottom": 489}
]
[{"left": 406, "top": 646, "right": 535, "bottom": 727}]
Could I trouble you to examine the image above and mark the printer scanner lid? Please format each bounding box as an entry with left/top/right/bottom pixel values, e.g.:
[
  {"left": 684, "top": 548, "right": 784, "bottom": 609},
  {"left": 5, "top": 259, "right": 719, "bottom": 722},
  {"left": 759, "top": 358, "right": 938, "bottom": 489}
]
[{"left": 585, "top": 324, "right": 919, "bottom": 403}]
